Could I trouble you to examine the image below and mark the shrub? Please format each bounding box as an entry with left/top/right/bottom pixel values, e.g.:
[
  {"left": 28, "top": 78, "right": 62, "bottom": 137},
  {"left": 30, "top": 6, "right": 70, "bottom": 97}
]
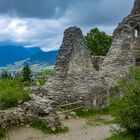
[
  {"left": 0, "top": 128, "right": 7, "bottom": 139},
  {"left": 0, "top": 76, "right": 30, "bottom": 110},
  {"left": 110, "top": 67, "right": 140, "bottom": 138}
]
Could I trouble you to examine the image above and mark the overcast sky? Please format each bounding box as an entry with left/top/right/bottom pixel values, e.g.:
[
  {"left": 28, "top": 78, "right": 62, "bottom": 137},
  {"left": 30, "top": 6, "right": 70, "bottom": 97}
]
[{"left": 0, "top": 0, "right": 134, "bottom": 51}]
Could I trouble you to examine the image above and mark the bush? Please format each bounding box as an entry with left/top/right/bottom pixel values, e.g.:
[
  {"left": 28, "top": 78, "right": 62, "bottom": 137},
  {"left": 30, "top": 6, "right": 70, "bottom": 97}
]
[
  {"left": 0, "top": 76, "right": 30, "bottom": 110},
  {"left": 110, "top": 67, "right": 140, "bottom": 138},
  {"left": 0, "top": 128, "right": 7, "bottom": 139}
]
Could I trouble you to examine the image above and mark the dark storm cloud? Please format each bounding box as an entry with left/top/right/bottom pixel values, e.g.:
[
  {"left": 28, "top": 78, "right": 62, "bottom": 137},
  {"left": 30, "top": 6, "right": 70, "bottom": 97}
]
[
  {"left": 0, "top": 0, "right": 134, "bottom": 23},
  {"left": 0, "top": 0, "right": 76, "bottom": 18},
  {"left": 65, "top": 0, "right": 134, "bottom": 26},
  {"left": 0, "top": 0, "right": 135, "bottom": 51}
]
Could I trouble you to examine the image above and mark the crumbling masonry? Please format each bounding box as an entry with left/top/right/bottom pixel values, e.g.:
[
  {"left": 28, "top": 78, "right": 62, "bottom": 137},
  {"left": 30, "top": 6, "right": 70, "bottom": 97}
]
[
  {"left": 0, "top": 0, "right": 140, "bottom": 130},
  {"left": 44, "top": 0, "right": 140, "bottom": 108}
]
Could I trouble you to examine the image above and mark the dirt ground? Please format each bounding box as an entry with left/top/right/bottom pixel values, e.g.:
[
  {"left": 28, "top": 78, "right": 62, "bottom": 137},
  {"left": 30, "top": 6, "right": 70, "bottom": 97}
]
[{"left": 4, "top": 117, "right": 115, "bottom": 140}]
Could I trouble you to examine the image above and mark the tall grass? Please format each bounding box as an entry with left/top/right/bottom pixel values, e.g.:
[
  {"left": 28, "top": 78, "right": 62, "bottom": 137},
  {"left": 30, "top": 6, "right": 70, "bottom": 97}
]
[{"left": 0, "top": 76, "right": 30, "bottom": 110}]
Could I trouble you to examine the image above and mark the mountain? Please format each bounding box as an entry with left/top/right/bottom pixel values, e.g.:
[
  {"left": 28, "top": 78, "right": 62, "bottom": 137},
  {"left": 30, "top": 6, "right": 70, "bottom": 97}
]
[
  {"left": 28, "top": 51, "right": 58, "bottom": 65},
  {"left": 0, "top": 45, "right": 43, "bottom": 66},
  {"left": 27, "top": 47, "right": 43, "bottom": 55},
  {"left": 0, "top": 45, "right": 58, "bottom": 67}
]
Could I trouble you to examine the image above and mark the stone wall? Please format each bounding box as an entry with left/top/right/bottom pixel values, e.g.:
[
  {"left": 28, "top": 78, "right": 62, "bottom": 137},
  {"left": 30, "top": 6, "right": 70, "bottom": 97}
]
[
  {"left": 43, "top": 0, "right": 140, "bottom": 109},
  {"left": 1, "top": 0, "right": 139, "bottom": 131},
  {"left": 44, "top": 27, "right": 94, "bottom": 106},
  {"left": 0, "top": 92, "right": 61, "bottom": 130},
  {"left": 44, "top": 27, "right": 107, "bottom": 109},
  {"left": 100, "top": 0, "right": 140, "bottom": 89},
  {"left": 91, "top": 56, "right": 105, "bottom": 71}
]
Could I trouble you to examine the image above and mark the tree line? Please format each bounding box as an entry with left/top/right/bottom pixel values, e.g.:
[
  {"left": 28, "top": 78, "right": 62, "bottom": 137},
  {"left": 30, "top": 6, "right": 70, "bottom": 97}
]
[{"left": 0, "top": 65, "right": 32, "bottom": 82}]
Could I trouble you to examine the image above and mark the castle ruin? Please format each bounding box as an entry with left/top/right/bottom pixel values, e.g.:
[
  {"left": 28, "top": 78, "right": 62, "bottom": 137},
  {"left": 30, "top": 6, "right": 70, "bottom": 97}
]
[
  {"left": 44, "top": 0, "right": 140, "bottom": 109},
  {"left": 0, "top": 0, "right": 139, "bottom": 131}
]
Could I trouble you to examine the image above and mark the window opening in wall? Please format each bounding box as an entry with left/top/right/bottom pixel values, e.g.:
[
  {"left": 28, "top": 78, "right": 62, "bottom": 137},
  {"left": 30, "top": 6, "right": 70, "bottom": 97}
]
[{"left": 134, "top": 26, "right": 140, "bottom": 38}]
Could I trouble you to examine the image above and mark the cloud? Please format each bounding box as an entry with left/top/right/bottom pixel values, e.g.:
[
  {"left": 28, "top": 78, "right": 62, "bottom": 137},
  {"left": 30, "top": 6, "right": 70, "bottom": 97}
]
[
  {"left": 0, "top": 16, "right": 65, "bottom": 49},
  {"left": 0, "top": 0, "right": 134, "bottom": 22},
  {"left": 65, "top": 0, "right": 134, "bottom": 26},
  {"left": 0, "top": 0, "right": 75, "bottom": 19},
  {"left": 0, "top": 0, "right": 134, "bottom": 51}
]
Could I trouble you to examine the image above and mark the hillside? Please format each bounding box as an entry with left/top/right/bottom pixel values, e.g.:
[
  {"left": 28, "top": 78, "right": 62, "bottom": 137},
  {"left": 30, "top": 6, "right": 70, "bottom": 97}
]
[
  {"left": 28, "top": 51, "right": 58, "bottom": 65},
  {"left": 0, "top": 46, "right": 43, "bottom": 66}
]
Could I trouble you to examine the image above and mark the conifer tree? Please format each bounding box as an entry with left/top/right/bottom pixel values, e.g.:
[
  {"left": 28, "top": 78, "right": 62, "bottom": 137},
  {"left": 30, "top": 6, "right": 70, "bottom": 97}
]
[
  {"left": 21, "top": 65, "right": 32, "bottom": 82},
  {"left": 1, "top": 71, "right": 11, "bottom": 79}
]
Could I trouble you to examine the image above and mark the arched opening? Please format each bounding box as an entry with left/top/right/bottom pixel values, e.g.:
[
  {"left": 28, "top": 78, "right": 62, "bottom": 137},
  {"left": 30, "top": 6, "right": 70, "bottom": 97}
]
[{"left": 134, "top": 26, "right": 140, "bottom": 38}]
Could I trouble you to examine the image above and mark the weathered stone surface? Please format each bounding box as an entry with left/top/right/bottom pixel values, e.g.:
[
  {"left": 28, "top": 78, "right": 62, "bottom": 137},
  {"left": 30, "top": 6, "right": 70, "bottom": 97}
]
[
  {"left": 100, "top": 0, "right": 140, "bottom": 89},
  {"left": 43, "top": 0, "right": 140, "bottom": 109},
  {"left": 91, "top": 56, "right": 105, "bottom": 71},
  {"left": 0, "top": 93, "right": 61, "bottom": 129},
  {"left": 44, "top": 26, "right": 108, "bottom": 108},
  {"left": 42, "top": 28, "right": 99, "bottom": 107},
  {"left": 1, "top": 1, "right": 139, "bottom": 129},
  {"left": 131, "top": 0, "right": 140, "bottom": 15}
]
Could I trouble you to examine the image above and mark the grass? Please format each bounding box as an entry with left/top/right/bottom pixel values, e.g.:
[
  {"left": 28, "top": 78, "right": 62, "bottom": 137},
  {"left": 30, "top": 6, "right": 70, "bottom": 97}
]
[
  {"left": 0, "top": 77, "right": 30, "bottom": 110},
  {"left": 0, "top": 127, "right": 7, "bottom": 139},
  {"left": 0, "top": 119, "right": 69, "bottom": 139},
  {"left": 26, "top": 119, "right": 69, "bottom": 135},
  {"left": 105, "top": 132, "right": 134, "bottom": 140},
  {"left": 75, "top": 108, "right": 116, "bottom": 127},
  {"left": 86, "top": 116, "right": 117, "bottom": 127},
  {"left": 75, "top": 108, "right": 110, "bottom": 118}
]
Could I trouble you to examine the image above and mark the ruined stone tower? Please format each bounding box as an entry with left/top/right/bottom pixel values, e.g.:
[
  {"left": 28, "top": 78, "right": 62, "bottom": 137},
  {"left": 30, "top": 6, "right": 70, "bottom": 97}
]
[
  {"left": 44, "top": 0, "right": 140, "bottom": 109},
  {"left": 44, "top": 27, "right": 99, "bottom": 106}
]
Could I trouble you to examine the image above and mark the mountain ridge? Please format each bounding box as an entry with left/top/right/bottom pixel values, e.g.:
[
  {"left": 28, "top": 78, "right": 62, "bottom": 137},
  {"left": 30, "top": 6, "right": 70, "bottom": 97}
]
[{"left": 0, "top": 45, "right": 57, "bottom": 67}]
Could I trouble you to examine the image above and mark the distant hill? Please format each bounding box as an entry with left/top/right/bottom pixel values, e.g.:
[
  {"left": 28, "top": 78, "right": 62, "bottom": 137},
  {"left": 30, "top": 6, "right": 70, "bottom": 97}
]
[
  {"left": 27, "top": 47, "right": 43, "bottom": 55},
  {"left": 27, "top": 51, "right": 58, "bottom": 65},
  {"left": 0, "top": 45, "right": 43, "bottom": 66}
]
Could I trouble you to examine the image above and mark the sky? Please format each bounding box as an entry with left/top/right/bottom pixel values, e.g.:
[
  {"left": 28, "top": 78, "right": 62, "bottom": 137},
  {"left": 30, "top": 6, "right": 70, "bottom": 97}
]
[{"left": 0, "top": 0, "right": 134, "bottom": 51}]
